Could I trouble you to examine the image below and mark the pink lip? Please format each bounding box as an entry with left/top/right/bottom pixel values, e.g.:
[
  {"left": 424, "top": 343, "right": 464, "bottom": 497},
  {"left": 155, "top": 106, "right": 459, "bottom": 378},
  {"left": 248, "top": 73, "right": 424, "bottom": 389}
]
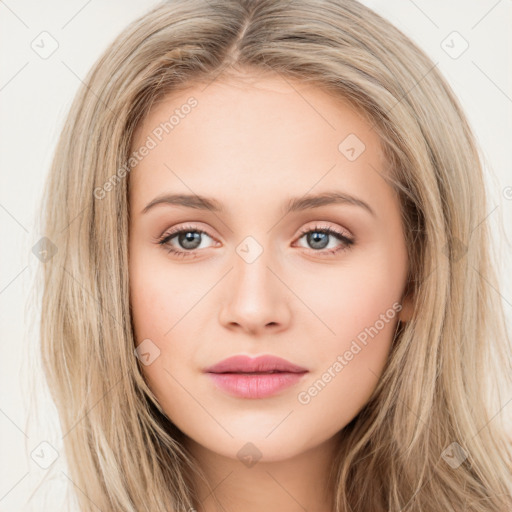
[
  {"left": 205, "top": 355, "right": 308, "bottom": 374},
  {"left": 204, "top": 355, "right": 308, "bottom": 399}
]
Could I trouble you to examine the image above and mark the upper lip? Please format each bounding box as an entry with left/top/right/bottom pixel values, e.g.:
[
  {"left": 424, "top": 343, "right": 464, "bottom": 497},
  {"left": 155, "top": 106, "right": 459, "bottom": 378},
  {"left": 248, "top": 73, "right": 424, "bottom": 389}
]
[{"left": 204, "top": 355, "right": 308, "bottom": 374}]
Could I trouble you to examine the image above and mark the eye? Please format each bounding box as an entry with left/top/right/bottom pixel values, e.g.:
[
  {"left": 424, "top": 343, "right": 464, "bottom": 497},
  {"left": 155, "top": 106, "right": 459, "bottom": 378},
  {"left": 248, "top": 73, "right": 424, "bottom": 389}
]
[
  {"left": 294, "top": 224, "right": 354, "bottom": 256},
  {"left": 155, "top": 223, "right": 355, "bottom": 259},
  {"left": 155, "top": 224, "right": 217, "bottom": 258}
]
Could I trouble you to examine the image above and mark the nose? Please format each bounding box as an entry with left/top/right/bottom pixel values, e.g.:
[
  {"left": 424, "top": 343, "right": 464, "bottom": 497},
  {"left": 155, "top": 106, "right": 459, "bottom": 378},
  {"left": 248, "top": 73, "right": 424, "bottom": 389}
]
[{"left": 218, "top": 248, "right": 292, "bottom": 336}]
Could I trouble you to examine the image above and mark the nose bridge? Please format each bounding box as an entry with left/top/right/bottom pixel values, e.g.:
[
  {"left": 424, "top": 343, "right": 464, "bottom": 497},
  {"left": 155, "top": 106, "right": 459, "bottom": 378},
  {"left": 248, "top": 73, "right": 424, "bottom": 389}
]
[
  {"left": 232, "top": 234, "right": 277, "bottom": 303},
  {"left": 218, "top": 233, "right": 291, "bottom": 333}
]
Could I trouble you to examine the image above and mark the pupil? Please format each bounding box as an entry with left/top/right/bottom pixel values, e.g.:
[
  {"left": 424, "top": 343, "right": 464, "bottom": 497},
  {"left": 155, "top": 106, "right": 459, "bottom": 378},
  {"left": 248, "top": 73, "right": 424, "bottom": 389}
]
[
  {"left": 308, "top": 231, "right": 328, "bottom": 249},
  {"left": 179, "top": 231, "right": 201, "bottom": 249}
]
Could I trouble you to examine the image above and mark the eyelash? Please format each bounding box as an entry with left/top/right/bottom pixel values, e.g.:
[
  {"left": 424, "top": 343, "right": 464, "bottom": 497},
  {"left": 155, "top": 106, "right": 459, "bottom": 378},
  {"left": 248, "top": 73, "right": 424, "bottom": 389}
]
[{"left": 155, "top": 223, "right": 355, "bottom": 258}]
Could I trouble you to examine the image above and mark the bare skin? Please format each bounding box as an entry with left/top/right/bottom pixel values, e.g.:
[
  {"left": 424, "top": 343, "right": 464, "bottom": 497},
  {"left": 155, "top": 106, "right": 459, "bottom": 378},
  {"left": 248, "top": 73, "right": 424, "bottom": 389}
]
[{"left": 128, "top": 70, "right": 412, "bottom": 512}]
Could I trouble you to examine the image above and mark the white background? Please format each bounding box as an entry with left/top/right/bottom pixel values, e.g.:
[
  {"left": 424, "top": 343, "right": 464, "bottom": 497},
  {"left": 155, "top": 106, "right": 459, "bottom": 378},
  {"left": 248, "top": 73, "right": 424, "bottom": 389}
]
[{"left": 1, "top": 1, "right": 511, "bottom": 510}]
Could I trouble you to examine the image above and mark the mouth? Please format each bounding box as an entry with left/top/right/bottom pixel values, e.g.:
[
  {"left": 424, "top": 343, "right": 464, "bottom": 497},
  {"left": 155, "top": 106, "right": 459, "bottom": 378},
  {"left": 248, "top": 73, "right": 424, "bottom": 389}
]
[
  {"left": 204, "top": 355, "right": 308, "bottom": 399},
  {"left": 204, "top": 354, "right": 308, "bottom": 374},
  {"left": 215, "top": 370, "right": 299, "bottom": 374},
  {"left": 206, "top": 371, "right": 308, "bottom": 399},
  {"left": 207, "top": 360, "right": 308, "bottom": 399}
]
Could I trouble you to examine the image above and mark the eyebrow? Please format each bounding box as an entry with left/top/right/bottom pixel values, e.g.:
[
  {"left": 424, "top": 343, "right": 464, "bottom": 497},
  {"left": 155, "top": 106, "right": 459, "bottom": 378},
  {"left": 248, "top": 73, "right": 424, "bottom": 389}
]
[{"left": 141, "top": 191, "right": 375, "bottom": 217}]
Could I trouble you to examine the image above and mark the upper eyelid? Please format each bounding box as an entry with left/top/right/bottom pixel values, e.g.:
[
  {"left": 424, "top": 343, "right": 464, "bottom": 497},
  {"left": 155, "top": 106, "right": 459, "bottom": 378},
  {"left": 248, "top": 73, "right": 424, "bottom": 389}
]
[{"left": 297, "top": 223, "right": 352, "bottom": 238}]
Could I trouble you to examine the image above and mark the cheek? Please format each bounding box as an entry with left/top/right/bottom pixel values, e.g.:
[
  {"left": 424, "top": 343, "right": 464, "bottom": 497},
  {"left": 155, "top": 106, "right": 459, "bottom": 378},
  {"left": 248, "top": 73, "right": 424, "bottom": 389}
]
[
  {"left": 292, "top": 249, "right": 405, "bottom": 344},
  {"left": 129, "top": 251, "right": 205, "bottom": 416},
  {"left": 290, "top": 250, "right": 404, "bottom": 410},
  {"left": 129, "top": 271, "right": 196, "bottom": 421},
  {"left": 293, "top": 284, "right": 400, "bottom": 432},
  {"left": 129, "top": 246, "right": 195, "bottom": 340}
]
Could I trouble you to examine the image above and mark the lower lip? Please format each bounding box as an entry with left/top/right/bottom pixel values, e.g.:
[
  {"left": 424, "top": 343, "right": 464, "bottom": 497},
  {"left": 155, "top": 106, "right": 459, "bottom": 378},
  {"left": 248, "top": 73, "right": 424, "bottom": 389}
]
[{"left": 206, "top": 372, "right": 307, "bottom": 399}]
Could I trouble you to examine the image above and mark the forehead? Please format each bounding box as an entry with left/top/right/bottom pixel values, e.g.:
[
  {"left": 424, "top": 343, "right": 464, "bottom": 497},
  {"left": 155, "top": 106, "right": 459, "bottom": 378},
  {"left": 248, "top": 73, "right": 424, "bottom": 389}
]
[
  {"left": 128, "top": 73, "right": 391, "bottom": 214},
  {"left": 132, "top": 72, "right": 377, "bottom": 148}
]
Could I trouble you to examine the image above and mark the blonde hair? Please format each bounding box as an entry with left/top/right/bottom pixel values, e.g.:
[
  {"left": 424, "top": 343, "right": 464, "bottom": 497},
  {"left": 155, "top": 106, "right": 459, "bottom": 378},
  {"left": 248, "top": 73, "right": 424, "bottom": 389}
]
[{"left": 36, "top": 0, "right": 512, "bottom": 510}]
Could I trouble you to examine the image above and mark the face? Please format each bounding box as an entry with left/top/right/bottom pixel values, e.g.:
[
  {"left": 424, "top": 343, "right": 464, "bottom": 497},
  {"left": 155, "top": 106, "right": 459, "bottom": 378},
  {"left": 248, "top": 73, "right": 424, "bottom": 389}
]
[{"left": 128, "top": 71, "right": 411, "bottom": 464}]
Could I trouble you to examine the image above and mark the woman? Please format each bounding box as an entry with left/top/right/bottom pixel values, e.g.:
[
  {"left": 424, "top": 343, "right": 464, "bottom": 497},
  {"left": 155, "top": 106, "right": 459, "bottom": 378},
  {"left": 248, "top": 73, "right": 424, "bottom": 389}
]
[{"left": 37, "top": 0, "right": 512, "bottom": 510}]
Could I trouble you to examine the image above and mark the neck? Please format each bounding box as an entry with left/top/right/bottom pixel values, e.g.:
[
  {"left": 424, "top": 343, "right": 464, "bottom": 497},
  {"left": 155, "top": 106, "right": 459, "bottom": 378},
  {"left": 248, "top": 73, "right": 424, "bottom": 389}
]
[{"left": 183, "top": 434, "right": 341, "bottom": 512}]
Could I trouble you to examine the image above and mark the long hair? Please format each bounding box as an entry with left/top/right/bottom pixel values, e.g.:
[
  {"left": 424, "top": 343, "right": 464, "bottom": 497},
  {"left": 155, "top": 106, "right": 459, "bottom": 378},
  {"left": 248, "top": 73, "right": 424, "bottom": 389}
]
[{"left": 35, "top": 0, "right": 512, "bottom": 510}]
